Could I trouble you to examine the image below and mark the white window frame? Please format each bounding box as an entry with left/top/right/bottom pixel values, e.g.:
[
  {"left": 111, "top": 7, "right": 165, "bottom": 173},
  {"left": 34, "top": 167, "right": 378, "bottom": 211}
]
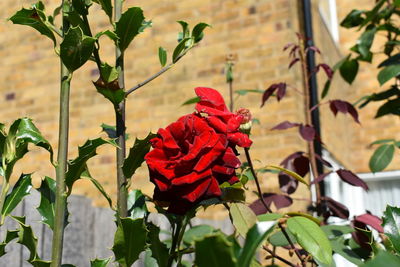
[{"left": 318, "top": 0, "right": 340, "bottom": 43}]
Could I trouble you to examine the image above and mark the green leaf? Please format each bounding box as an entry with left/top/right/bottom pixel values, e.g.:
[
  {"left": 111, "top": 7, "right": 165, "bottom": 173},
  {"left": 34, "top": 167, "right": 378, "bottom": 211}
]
[
  {"left": 194, "top": 232, "right": 237, "bottom": 267},
  {"left": 0, "top": 230, "right": 19, "bottom": 257},
  {"left": 127, "top": 189, "right": 148, "bottom": 219},
  {"left": 123, "top": 133, "right": 156, "bottom": 179},
  {"left": 66, "top": 9, "right": 91, "bottom": 36},
  {"left": 101, "top": 123, "right": 117, "bottom": 138},
  {"left": 382, "top": 205, "right": 400, "bottom": 253},
  {"left": 369, "top": 144, "right": 395, "bottom": 172},
  {"left": 177, "top": 21, "right": 190, "bottom": 39},
  {"left": 115, "top": 7, "right": 145, "bottom": 52},
  {"left": 83, "top": 170, "right": 112, "bottom": 208},
  {"left": 60, "top": 26, "right": 96, "bottom": 72},
  {"left": 287, "top": 216, "right": 333, "bottom": 266},
  {"left": 370, "top": 139, "right": 395, "bottom": 145},
  {"left": 147, "top": 223, "right": 169, "bottom": 267},
  {"left": 95, "top": 30, "right": 118, "bottom": 42},
  {"left": 268, "top": 230, "right": 297, "bottom": 247},
  {"left": 112, "top": 218, "right": 147, "bottom": 267},
  {"left": 266, "top": 165, "right": 309, "bottom": 185},
  {"left": 100, "top": 63, "right": 119, "bottom": 83},
  {"left": 9, "top": 2, "right": 56, "bottom": 46},
  {"left": 361, "top": 251, "right": 400, "bottom": 267},
  {"left": 37, "top": 177, "right": 57, "bottom": 230},
  {"left": 16, "top": 118, "right": 53, "bottom": 163},
  {"left": 94, "top": 80, "right": 125, "bottom": 105},
  {"left": 378, "top": 64, "right": 400, "bottom": 85},
  {"left": 90, "top": 257, "right": 112, "bottom": 267},
  {"left": 92, "top": 0, "right": 112, "bottom": 19},
  {"left": 257, "top": 213, "right": 282, "bottom": 221},
  {"left": 330, "top": 237, "right": 364, "bottom": 265},
  {"left": 230, "top": 203, "right": 257, "bottom": 237},
  {"left": 375, "top": 98, "right": 400, "bottom": 118},
  {"left": 12, "top": 216, "right": 40, "bottom": 262},
  {"left": 158, "top": 47, "right": 167, "bottom": 67},
  {"left": 321, "top": 225, "right": 354, "bottom": 239},
  {"left": 378, "top": 53, "right": 400, "bottom": 68},
  {"left": 340, "top": 9, "right": 365, "bottom": 28},
  {"left": 220, "top": 187, "right": 245, "bottom": 202},
  {"left": 183, "top": 225, "right": 215, "bottom": 245},
  {"left": 238, "top": 221, "right": 277, "bottom": 267},
  {"left": 66, "top": 138, "right": 116, "bottom": 192},
  {"left": 2, "top": 174, "right": 32, "bottom": 216},
  {"left": 321, "top": 79, "right": 331, "bottom": 99},
  {"left": 192, "top": 22, "right": 210, "bottom": 43},
  {"left": 173, "top": 37, "right": 192, "bottom": 63},
  {"left": 235, "top": 89, "right": 264, "bottom": 96},
  {"left": 340, "top": 58, "right": 359, "bottom": 84},
  {"left": 72, "top": 0, "right": 89, "bottom": 15},
  {"left": 181, "top": 96, "right": 200, "bottom": 106},
  {"left": 358, "top": 27, "right": 376, "bottom": 58}
]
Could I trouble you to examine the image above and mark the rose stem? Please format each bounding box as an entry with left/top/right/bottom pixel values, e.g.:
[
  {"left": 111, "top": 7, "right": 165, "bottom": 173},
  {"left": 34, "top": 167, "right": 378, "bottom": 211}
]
[
  {"left": 167, "top": 217, "right": 182, "bottom": 267},
  {"left": 114, "top": 0, "right": 128, "bottom": 217},
  {"left": 263, "top": 246, "right": 297, "bottom": 267},
  {"left": 298, "top": 38, "right": 321, "bottom": 203},
  {"left": 176, "top": 216, "right": 189, "bottom": 266},
  {"left": 244, "top": 148, "right": 306, "bottom": 267},
  {"left": 51, "top": 1, "right": 72, "bottom": 265}
]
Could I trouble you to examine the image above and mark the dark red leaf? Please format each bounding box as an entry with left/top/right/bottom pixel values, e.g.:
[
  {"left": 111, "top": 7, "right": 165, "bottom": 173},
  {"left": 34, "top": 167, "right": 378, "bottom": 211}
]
[
  {"left": 249, "top": 193, "right": 293, "bottom": 215},
  {"left": 355, "top": 213, "right": 383, "bottom": 233},
  {"left": 329, "top": 100, "right": 359, "bottom": 123},
  {"left": 346, "top": 102, "right": 360, "bottom": 123},
  {"left": 276, "top": 83, "right": 287, "bottom": 101},
  {"left": 336, "top": 169, "right": 369, "bottom": 191},
  {"left": 280, "top": 151, "right": 304, "bottom": 167},
  {"left": 289, "top": 45, "right": 299, "bottom": 58},
  {"left": 319, "top": 63, "right": 333, "bottom": 80},
  {"left": 293, "top": 156, "right": 310, "bottom": 177},
  {"left": 322, "top": 196, "right": 349, "bottom": 219},
  {"left": 351, "top": 220, "right": 372, "bottom": 252},
  {"left": 288, "top": 58, "right": 300, "bottom": 69},
  {"left": 279, "top": 173, "right": 298, "bottom": 194},
  {"left": 299, "top": 124, "right": 316, "bottom": 141},
  {"left": 315, "top": 154, "right": 333, "bottom": 168},
  {"left": 307, "top": 46, "right": 321, "bottom": 54},
  {"left": 310, "top": 172, "right": 331, "bottom": 185},
  {"left": 261, "top": 84, "right": 281, "bottom": 107},
  {"left": 283, "top": 43, "right": 295, "bottom": 51},
  {"left": 271, "top": 121, "right": 300, "bottom": 130}
]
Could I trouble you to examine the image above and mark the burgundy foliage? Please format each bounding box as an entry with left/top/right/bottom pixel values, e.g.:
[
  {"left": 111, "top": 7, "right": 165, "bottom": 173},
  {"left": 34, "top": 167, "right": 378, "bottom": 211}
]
[
  {"left": 310, "top": 172, "right": 331, "bottom": 185},
  {"left": 249, "top": 193, "right": 293, "bottom": 215},
  {"left": 271, "top": 121, "right": 300, "bottom": 130},
  {"left": 354, "top": 213, "right": 383, "bottom": 233},
  {"left": 299, "top": 124, "right": 316, "bottom": 141},
  {"left": 279, "top": 152, "right": 310, "bottom": 194},
  {"left": 261, "top": 83, "right": 287, "bottom": 107},
  {"left": 329, "top": 100, "right": 360, "bottom": 123},
  {"left": 315, "top": 63, "right": 333, "bottom": 80},
  {"left": 321, "top": 196, "right": 350, "bottom": 219},
  {"left": 336, "top": 169, "right": 369, "bottom": 191}
]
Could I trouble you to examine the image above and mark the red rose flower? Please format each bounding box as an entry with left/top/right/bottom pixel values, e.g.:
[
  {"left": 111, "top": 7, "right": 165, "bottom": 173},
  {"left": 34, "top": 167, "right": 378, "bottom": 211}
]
[
  {"left": 145, "top": 113, "right": 242, "bottom": 214},
  {"left": 195, "top": 87, "right": 252, "bottom": 148}
]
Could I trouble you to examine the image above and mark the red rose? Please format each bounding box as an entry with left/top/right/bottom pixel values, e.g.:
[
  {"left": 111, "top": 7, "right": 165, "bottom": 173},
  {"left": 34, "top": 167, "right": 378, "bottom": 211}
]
[
  {"left": 145, "top": 113, "right": 242, "bottom": 214},
  {"left": 195, "top": 87, "right": 252, "bottom": 148}
]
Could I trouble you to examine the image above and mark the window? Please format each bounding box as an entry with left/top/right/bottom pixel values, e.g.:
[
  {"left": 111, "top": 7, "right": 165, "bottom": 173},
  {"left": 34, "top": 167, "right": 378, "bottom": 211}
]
[{"left": 318, "top": 0, "right": 340, "bottom": 43}]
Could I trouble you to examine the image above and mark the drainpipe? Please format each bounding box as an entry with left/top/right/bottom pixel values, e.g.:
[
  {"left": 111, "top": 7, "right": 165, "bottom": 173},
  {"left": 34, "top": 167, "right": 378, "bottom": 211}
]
[{"left": 299, "top": 0, "right": 326, "bottom": 196}]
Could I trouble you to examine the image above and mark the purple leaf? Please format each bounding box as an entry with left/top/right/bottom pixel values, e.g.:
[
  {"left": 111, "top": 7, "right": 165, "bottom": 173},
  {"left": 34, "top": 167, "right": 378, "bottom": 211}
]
[
  {"left": 329, "top": 100, "right": 360, "bottom": 123},
  {"left": 346, "top": 102, "right": 360, "bottom": 123},
  {"left": 279, "top": 173, "right": 299, "bottom": 194},
  {"left": 271, "top": 121, "right": 300, "bottom": 130},
  {"left": 289, "top": 58, "right": 300, "bottom": 69},
  {"left": 280, "top": 151, "right": 304, "bottom": 167},
  {"left": 307, "top": 46, "right": 321, "bottom": 54},
  {"left": 319, "top": 63, "right": 333, "bottom": 80},
  {"left": 315, "top": 154, "right": 333, "bottom": 168},
  {"left": 249, "top": 193, "right": 293, "bottom": 214},
  {"left": 283, "top": 43, "right": 294, "bottom": 51},
  {"left": 310, "top": 172, "right": 331, "bottom": 185},
  {"left": 322, "top": 196, "right": 349, "bottom": 219},
  {"left": 293, "top": 156, "right": 310, "bottom": 177},
  {"left": 351, "top": 220, "right": 372, "bottom": 252},
  {"left": 355, "top": 213, "right": 383, "bottom": 233},
  {"left": 299, "top": 124, "right": 316, "bottom": 141},
  {"left": 261, "top": 84, "right": 281, "bottom": 107},
  {"left": 276, "top": 83, "right": 287, "bottom": 101},
  {"left": 289, "top": 45, "right": 299, "bottom": 58},
  {"left": 336, "top": 169, "right": 369, "bottom": 190}
]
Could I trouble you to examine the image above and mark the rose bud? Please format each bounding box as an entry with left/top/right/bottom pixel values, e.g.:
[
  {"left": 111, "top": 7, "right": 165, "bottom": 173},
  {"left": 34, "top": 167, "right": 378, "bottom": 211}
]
[{"left": 236, "top": 108, "right": 252, "bottom": 134}]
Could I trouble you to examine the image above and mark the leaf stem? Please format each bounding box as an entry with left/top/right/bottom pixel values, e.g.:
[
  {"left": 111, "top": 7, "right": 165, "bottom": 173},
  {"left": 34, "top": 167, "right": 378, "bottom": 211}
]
[
  {"left": 244, "top": 148, "right": 306, "bottom": 267},
  {"left": 114, "top": 0, "right": 128, "bottom": 218}
]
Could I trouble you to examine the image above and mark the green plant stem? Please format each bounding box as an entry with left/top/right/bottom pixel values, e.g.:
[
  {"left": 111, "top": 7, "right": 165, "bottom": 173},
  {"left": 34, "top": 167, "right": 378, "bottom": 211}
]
[
  {"left": 244, "top": 148, "right": 306, "bottom": 267},
  {"left": 0, "top": 176, "right": 10, "bottom": 225},
  {"left": 167, "top": 219, "right": 182, "bottom": 267},
  {"left": 263, "top": 246, "right": 297, "bottom": 267},
  {"left": 228, "top": 78, "right": 234, "bottom": 112},
  {"left": 114, "top": 0, "right": 128, "bottom": 218},
  {"left": 176, "top": 217, "right": 189, "bottom": 266},
  {"left": 51, "top": 61, "right": 72, "bottom": 267}
]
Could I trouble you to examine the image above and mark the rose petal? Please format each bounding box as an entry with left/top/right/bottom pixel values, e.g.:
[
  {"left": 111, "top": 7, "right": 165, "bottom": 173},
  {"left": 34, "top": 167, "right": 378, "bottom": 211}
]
[
  {"left": 195, "top": 87, "right": 229, "bottom": 111},
  {"left": 172, "top": 169, "right": 212, "bottom": 185}
]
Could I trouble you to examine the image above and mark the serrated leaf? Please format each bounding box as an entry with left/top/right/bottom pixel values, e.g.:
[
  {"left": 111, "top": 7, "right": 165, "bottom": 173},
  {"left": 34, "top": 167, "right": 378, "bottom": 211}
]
[
  {"left": 192, "top": 22, "right": 210, "bottom": 43},
  {"left": 9, "top": 3, "right": 56, "bottom": 46},
  {"left": 112, "top": 218, "right": 147, "bottom": 267},
  {"left": 0, "top": 230, "right": 19, "bottom": 257},
  {"left": 2, "top": 174, "right": 32, "bottom": 217},
  {"left": 92, "top": 0, "right": 112, "bottom": 19},
  {"left": 287, "top": 216, "right": 333, "bottom": 266},
  {"left": 369, "top": 144, "right": 395, "bottom": 172},
  {"left": 37, "top": 177, "right": 57, "bottom": 230},
  {"left": 11, "top": 216, "right": 40, "bottom": 262},
  {"left": 158, "top": 47, "right": 167, "bottom": 67},
  {"left": 66, "top": 138, "right": 116, "bottom": 192},
  {"left": 83, "top": 169, "right": 112, "bottom": 208},
  {"left": 66, "top": 9, "right": 91, "bottom": 36},
  {"left": 382, "top": 205, "right": 400, "bottom": 253},
  {"left": 90, "top": 257, "right": 112, "bottom": 267},
  {"left": 194, "top": 232, "right": 237, "bottom": 267},
  {"left": 147, "top": 223, "right": 169, "bottom": 267},
  {"left": 60, "top": 26, "right": 96, "bottom": 72},
  {"left": 95, "top": 29, "right": 118, "bottom": 43},
  {"left": 115, "top": 7, "right": 145, "bottom": 52},
  {"left": 378, "top": 64, "right": 400, "bottom": 85},
  {"left": 127, "top": 189, "right": 147, "bottom": 219},
  {"left": 238, "top": 221, "right": 277, "bottom": 267},
  {"left": 100, "top": 63, "right": 119, "bottom": 83},
  {"left": 123, "top": 133, "right": 156, "bottom": 179},
  {"left": 230, "top": 203, "right": 257, "bottom": 237}
]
